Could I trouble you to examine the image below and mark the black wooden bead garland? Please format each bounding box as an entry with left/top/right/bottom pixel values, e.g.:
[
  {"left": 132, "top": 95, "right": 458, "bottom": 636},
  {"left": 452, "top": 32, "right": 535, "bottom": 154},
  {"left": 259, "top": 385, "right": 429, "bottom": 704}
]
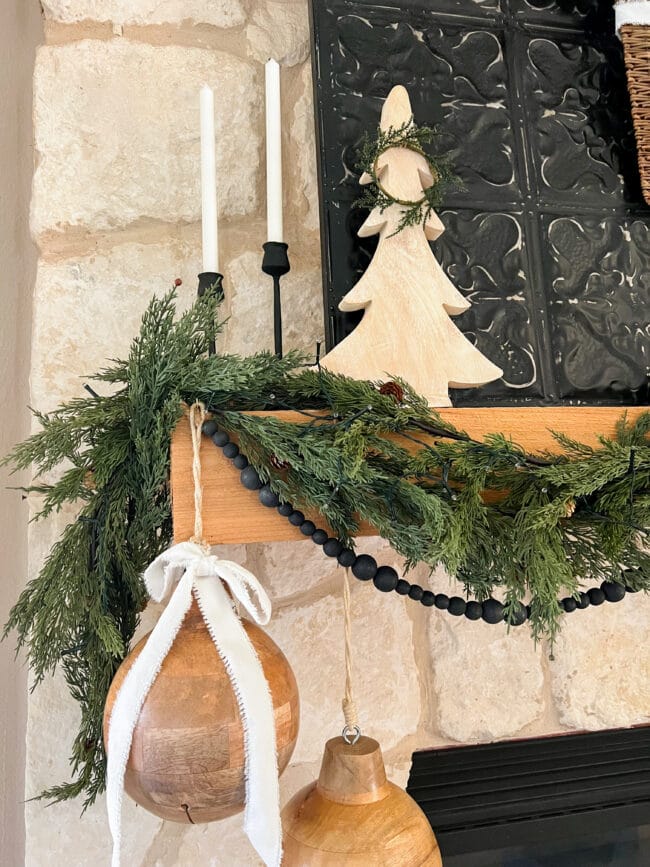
[{"left": 202, "top": 422, "right": 634, "bottom": 626}]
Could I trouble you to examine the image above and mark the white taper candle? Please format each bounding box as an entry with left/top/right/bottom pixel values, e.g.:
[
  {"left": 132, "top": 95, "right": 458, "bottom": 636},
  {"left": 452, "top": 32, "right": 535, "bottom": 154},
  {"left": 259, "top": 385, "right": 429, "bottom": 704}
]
[
  {"left": 200, "top": 84, "right": 219, "bottom": 273},
  {"left": 265, "top": 59, "right": 283, "bottom": 243}
]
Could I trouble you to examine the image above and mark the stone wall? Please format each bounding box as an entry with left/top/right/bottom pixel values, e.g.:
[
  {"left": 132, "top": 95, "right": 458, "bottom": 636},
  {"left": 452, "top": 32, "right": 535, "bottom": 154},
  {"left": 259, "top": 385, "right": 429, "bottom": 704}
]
[{"left": 24, "top": 2, "right": 650, "bottom": 865}]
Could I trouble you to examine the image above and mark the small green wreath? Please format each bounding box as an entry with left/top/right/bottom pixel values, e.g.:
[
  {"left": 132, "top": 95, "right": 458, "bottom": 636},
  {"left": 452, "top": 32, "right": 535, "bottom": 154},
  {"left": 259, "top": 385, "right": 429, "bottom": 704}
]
[{"left": 355, "top": 118, "right": 461, "bottom": 234}]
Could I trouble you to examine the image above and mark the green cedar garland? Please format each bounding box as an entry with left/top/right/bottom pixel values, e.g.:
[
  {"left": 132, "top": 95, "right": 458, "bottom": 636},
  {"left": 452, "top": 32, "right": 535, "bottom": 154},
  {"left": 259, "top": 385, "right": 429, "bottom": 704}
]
[
  {"left": 3, "top": 289, "right": 650, "bottom": 806},
  {"left": 354, "top": 118, "right": 461, "bottom": 234}
]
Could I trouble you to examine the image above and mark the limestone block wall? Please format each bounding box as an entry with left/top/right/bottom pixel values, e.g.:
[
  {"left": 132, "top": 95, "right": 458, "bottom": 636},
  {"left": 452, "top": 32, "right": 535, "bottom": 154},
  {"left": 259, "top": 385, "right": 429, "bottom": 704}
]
[{"left": 23, "top": 2, "right": 650, "bottom": 865}]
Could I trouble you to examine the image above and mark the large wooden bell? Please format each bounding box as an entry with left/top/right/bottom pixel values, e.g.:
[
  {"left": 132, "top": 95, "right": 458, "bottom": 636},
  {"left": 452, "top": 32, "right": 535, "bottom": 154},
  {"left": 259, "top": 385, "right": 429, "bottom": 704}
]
[
  {"left": 282, "top": 735, "right": 442, "bottom": 865},
  {"left": 103, "top": 599, "right": 299, "bottom": 823}
]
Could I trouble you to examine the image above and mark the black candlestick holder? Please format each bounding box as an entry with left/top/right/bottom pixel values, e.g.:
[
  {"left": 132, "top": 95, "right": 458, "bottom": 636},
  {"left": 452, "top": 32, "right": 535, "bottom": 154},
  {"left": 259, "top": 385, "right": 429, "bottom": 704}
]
[
  {"left": 197, "top": 271, "right": 224, "bottom": 355},
  {"left": 262, "top": 241, "right": 290, "bottom": 358}
]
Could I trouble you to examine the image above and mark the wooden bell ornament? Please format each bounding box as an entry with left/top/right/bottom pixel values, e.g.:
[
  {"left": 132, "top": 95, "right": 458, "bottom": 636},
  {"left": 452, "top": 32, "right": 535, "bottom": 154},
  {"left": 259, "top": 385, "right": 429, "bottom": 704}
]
[
  {"left": 104, "top": 599, "right": 299, "bottom": 823},
  {"left": 282, "top": 735, "right": 442, "bottom": 866},
  {"left": 282, "top": 567, "right": 441, "bottom": 864},
  {"left": 103, "top": 402, "right": 300, "bottom": 836}
]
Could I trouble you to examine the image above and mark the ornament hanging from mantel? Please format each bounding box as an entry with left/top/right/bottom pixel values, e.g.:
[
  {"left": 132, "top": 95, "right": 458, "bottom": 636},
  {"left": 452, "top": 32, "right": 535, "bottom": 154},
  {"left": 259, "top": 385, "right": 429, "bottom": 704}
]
[
  {"left": 319, "top": 84, "right": 502, "bottom": 406},
  {"left": 282, "top": 564, "right": 441, "bottom": 865},
  {"left": 283, "top": 736, "right": 442, "bottom": 866},
  {"left": 104, "top": 598, "right": 299, "bottom": 823},
  {"left": 103, "top": 404, "right": 299, "bottom": 867}
]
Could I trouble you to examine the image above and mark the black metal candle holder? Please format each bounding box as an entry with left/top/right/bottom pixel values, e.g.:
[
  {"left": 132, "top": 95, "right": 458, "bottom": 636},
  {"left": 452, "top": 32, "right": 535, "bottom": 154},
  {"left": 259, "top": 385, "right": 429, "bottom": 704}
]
[
  {"left": 197, "top": 271, "right": 223, "bottom": 355},
  {"left": 197, "top": 271, "right": 223, "bottom": 298},
  {"left": 262, "top": 242, "right": 290, "bottom": 358}
]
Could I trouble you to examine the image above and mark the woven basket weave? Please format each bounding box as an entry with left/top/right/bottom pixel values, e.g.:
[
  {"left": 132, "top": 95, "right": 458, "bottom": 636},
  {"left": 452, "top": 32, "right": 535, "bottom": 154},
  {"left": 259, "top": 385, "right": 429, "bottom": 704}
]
[{"left": 619, "top": 22, "right": 650, "bottom": 203}]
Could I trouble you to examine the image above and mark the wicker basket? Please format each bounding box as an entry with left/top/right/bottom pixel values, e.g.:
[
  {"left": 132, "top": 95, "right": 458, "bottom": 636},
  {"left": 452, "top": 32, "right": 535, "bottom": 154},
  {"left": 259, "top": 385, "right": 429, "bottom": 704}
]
[{"left": 619, "top": 20, "right": 650, "bottom": 204}]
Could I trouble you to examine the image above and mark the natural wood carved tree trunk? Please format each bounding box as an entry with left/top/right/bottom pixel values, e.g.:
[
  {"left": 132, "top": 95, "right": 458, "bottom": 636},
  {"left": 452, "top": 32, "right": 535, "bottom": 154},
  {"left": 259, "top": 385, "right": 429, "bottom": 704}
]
[{"left": 320, "top": 84, "right": 502, "bottom": 406}]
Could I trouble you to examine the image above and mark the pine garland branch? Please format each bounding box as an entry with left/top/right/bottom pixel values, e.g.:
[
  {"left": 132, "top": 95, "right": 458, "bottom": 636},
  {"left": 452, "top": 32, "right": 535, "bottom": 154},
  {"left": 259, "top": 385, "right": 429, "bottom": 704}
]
[{"left": 2, "top": 288, "right": 649, "bottom": 806}]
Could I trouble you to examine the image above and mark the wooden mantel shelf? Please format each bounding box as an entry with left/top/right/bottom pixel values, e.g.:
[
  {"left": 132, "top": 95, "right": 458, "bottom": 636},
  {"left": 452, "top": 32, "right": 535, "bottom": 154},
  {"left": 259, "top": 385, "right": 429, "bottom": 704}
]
[{"left": 170, "top": 406, "right": 647, "bottom": 545}]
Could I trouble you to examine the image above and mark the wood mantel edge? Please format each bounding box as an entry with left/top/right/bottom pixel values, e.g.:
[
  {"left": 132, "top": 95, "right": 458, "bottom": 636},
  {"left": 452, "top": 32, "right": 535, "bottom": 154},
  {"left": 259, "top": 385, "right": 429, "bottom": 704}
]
[{"left": 170, "top": 406, "right": 648, "bottom": 545}]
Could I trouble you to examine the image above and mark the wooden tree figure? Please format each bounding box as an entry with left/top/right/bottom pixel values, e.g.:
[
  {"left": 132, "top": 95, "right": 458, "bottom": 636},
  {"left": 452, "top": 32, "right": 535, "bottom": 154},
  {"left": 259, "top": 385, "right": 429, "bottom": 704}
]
[{"left": 320, "top": 85, "right": 502, "bottom": 406}]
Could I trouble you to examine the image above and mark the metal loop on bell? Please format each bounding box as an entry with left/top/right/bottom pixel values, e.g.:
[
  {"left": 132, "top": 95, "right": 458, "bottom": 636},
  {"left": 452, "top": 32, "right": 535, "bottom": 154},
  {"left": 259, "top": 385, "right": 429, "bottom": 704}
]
[{"left": 342, "top": 724, "right": 361, "bottom": 745}]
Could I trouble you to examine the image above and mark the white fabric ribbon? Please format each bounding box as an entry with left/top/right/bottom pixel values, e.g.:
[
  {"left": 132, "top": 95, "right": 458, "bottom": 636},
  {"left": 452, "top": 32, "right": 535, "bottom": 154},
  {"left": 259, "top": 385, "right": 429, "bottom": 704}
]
[
  {"left": 106, "top": 541, "right": 282, "bottom": 867},
  {"left": 616, "top": 0, "right": 650, "bottom": 31}
]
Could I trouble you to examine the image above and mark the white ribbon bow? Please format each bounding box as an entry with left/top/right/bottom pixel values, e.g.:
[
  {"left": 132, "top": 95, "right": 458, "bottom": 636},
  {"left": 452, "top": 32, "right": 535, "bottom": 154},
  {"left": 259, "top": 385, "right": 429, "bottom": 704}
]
[{"left": 106, "top": 541, "right": 282, "bottom": 867}]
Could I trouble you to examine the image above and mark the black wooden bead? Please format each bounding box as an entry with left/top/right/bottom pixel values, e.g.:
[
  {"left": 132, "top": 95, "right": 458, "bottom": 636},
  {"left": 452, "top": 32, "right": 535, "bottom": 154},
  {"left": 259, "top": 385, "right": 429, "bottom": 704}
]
[
  {"left": 288, "top": 510, "right": 305, "bottom": 526},
  {"left": 576, "top": 592, "right": 590, "bottom": 609},
  {"left": 222, "top": 442, "right": 240, "bottom": 459},
  {"left": 299, "top": 520, "right": 316, "bottom": 536},
  {"left": 277, "top": 502, "right": 293, "bottom": 517},
  {"left": 588, "top": 587, "right": 606, "bottom": 606},
  {"left": 395, "top": 579, "right": 410, "bottom": 596},
  {"left": 448, "top": 596, "right": 466, "bottom": 616},
  {"left": 337, "top": 548, "right": 356, "bottom": 568},
  {"left": 202, "top": 419, "right": 217, "bottom": 437},
  {"left": 408, "top": 584, "right": 423, "bottom": 601},
  {"left": 233, "top": 454, "right": 248, "bottom": 470},
  {"left": 465, "top": 600, "right": 482, "bottom": 621},
  {"left": 323, "top": 538, "right": 343, "bottom": 558},
  {"left": 562, "top": 597, "right": 577, "bottom": 613},
  {"left": 373, "top": 566, "right": 399, "bottom": 593},
  {"left": 240, "top": 466, "right": 262, "bottom": 490},
  {"left": 481, "top": 598, "right": 504, "bottom": 624},
  {"left": 312, "top": 529, "right": 328, "bottom": 545},
  {"left": 352, "top": 554, "right": 377, "bottom": 581},
  {"left": 259, "top": 486, "right": 279, "bottom": 508},
  {"left": 212, "top": 430, "right": 230, "bottom": 447},
  {"left": 507, "top": 602, "right": 528, "bottom": 626},
  {"left": 421, "top": 590, "right": 435, "bottom": 607},
  {"left": 434, "top": 594, "right": 449, "bottom": 610},
  {"left": 602, "top": 581, "right": 626, "bottom": 602}
]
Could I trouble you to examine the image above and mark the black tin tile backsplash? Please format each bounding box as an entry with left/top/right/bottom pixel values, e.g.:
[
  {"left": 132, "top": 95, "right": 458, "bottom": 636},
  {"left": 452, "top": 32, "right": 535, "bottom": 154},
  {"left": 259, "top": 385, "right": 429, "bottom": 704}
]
[{"left": 309, "top": 0, "right": 650, "bottom": 405}]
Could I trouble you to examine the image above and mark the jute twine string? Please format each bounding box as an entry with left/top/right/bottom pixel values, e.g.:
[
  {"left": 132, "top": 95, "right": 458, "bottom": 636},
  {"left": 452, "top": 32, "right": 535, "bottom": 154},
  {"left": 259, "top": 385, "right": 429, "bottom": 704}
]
[
  {"left": 189, "top": 399, "right": 359, "bottom": 739},
  {"left": 342, "top": 567, "right": 361, "bottom": 743},
  {"left": 188, "top": 401, "right": 211, "bottom": 552}
]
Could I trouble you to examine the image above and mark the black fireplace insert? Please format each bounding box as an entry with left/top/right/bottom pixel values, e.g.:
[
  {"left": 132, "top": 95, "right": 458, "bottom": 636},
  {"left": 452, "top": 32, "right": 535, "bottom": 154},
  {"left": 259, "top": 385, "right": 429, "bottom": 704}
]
[{"left": 407, "top": 726, "right": 650, "bottom": 865}]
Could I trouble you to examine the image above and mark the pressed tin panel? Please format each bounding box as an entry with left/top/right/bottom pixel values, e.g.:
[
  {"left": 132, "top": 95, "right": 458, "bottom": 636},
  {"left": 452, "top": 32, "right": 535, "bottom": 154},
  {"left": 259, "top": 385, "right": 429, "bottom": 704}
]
[{"left": 309, "top": 0, "right": 650, "bottom": 405}]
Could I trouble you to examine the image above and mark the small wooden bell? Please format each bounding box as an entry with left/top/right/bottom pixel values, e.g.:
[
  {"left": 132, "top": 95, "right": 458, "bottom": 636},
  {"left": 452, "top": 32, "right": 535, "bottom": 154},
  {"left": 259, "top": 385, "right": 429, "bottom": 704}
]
[{"left": 282, "top": 735, "right": 442, "bottom": 865}]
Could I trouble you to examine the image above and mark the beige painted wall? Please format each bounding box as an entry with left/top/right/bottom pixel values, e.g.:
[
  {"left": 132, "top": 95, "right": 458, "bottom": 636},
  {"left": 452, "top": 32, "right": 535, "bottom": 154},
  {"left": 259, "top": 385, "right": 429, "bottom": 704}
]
[
  {"left": 14, "top": 2, "right": 650, "bottom": 865},
  {"left": 0, "top": 1, "right": 42, "bottom": 864}
]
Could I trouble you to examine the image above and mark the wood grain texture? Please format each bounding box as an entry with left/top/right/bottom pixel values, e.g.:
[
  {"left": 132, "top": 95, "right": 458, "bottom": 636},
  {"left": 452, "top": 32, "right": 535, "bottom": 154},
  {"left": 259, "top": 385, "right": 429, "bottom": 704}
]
[
  {"left": 103, "top": 600, "right": 299, "bottom": 823},
  {"left": 170, "top": 405, "right": 647, "bottom": 545},
  {"left": 281, "top": 736, "right": 441, "bottom": 866},
  {"left": 318, "top": 84, "right": 502, "bottom": 406}
]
